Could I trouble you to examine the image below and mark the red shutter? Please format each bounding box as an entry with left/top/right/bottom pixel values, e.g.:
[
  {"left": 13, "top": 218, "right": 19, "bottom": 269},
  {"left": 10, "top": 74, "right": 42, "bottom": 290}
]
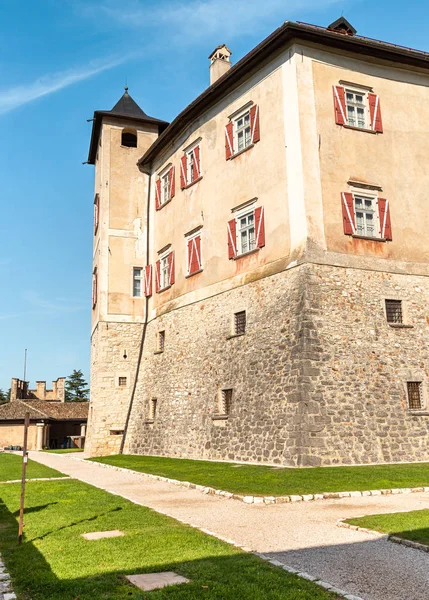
[
  {"left": 333, "top": 86, "right": 347, "bottom": 126},
  {"left": 93, "top": 194, "right": 99, "bottom": 234},
  {"left": 225, "top": 122, "right": 234, "bottom": 159},
  {"left": 194, "top": 235, "right": 202, "bottom": 270},
  {"left": 92, "top": 271, "right": 97, "bottom": 308},
  {"left": 155, "top": 179, "right": 161, "bottom": 210},
  {"left": 180, "top": 156, "right": 187, "bottom": 189},
  {"left": 168, "top": 251, "right": 175, "bottom": 285},
  {"left": 341, "top": 192, "right": 356, "bottom": 235},
  {"left": 170, "top": 166, "right": 175, "bottom": 198},
  {"left": 227, "top": 219, "right": 237, "bottom": 259},
  {"left": 193, "top": 146, "right": 201, "bottom": 179},
  {"left": 188, "top": 236, "right": 202, "bottom": 275},
  {"left": 144, "top": 265, "right": 152, "bottom": 297},
  {"left": 378, "top": 198, "right": 392, "bottom": 240},
  {"left": 155, "top": 260, "right": 161, "bottom": 292},
  {"left": 250, "top": 104, "right": 260, "bottom": 143},
  {"left": 254, "top": 206, "right": 265, "bottom": 248},
  {"left": 369, "top": 93, "right": 383, "bottom": 133}
]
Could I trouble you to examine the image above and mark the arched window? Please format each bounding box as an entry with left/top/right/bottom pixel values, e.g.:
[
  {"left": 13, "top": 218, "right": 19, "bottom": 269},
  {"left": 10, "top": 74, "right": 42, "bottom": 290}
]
[{"left": 121, "top": 129, "right": 137, "bottom": 148}]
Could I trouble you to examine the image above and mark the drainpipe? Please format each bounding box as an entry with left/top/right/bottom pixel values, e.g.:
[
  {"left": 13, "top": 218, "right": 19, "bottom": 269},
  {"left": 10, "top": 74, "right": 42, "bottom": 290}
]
[{"left": 119, "top": 166, "right": 152, "bottom": 454}]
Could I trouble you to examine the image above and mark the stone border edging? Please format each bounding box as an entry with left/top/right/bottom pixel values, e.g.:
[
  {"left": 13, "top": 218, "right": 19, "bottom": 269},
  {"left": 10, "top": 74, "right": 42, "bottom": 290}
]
[
  {"left": 0, "top": 476, "right": 69, "bottom": 485},
  {"left": 0, "top": 553, "right": 16, "bottom": 600},
  {"left": 338, "top": 518, "right": 429, "bottom": 554},
  {"left": 81, "top": 459, "right": 429, "bottom": 505}
]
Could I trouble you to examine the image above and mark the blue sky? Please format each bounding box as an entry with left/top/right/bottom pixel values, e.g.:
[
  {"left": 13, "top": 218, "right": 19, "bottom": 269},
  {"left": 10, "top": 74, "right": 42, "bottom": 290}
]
[{"left": 0, "top": 0, "right": 428, "bottom": 391}]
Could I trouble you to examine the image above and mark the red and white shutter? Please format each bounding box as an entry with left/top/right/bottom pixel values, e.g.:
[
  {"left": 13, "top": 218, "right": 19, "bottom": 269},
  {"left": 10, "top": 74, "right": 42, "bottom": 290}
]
[
  {"left": 341, "top": 192, "right": 356, "bottom": 235},
  {"left": 188, "top": 235, "right": 202, "bottom": 275},
  {"left": 227, "top": 218, "right": 238, "bottom": 259},
  {"left": 93, "top": 194, "right": 99, "bottom": 234},
  {"left": 193, "top": 146, "right": 201, "bottom": 179},
  {"left": 333, "top": 86, "right": 347, "bottom": 126},
  {"left": 254, "top": 206, "right": 265, "bottom": 248},
  {"left": 250, "top": 104, "right": 260, "bottom": 144},
  {"left": 169, "top": 166, "right": 175, "bottom": 199},
  {"left": 168, "top": 251, "right": 175, "bottom": 285},
  {"left": 369, "top": 93, "right": 383, "bottom": 133},
  {"left": 225, "top": 122, "right": 234, "bottom": 159},
  {"left": 155, "top": 260, "right": 161, "bottom": 292},
  {"left": 180, "top": 156, "right": 187, "bottom": 189},
  {"left": 378, "top": 198, "right": 392, "bottom": 240},
  {"left": 155, "top": 178, "right": 161, "bottom": 210},
  {"left": 92, "top": 271, "right": 97, "bottom": 308},
  {"left": 144, "top": 265, "right": 152, "bottom": 297}
]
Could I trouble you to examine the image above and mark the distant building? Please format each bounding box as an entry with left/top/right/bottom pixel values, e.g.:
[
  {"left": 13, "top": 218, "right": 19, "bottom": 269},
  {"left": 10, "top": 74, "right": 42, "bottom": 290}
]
[
  {"left": 86, "top": 17, "right": 429, "bottom": 466},
  {"left": 0, "top": 378, "right": 88, "bottom": 450}
]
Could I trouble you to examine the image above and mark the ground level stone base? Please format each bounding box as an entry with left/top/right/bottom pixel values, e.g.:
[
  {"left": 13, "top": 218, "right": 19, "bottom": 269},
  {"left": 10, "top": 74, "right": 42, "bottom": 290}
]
[{"left": 91, "top": 263, "right": 429, "bottom": 465}]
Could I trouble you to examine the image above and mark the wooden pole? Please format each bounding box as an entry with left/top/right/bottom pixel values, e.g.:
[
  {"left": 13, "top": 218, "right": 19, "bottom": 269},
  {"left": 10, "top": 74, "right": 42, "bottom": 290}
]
[{"left": 18, "top": 412, "right": 30, "bottom": 545}]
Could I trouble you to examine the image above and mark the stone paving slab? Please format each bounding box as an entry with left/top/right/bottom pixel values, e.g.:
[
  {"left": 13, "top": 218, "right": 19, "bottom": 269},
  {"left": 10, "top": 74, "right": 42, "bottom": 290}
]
[
  {"left": 81, "top": 530, "right": 124, "bottom": 541},
  {"left": 126, "top": 572, "right": 190, "bottom": 591},
  {"left": 29, "top": 451, "right": 429, "bottom": 600}
]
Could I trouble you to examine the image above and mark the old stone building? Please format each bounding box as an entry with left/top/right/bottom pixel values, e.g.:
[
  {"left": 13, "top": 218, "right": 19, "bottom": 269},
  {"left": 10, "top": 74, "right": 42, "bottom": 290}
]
[{"left": 86, "top": 17, "right": 429, "bottom": 466}]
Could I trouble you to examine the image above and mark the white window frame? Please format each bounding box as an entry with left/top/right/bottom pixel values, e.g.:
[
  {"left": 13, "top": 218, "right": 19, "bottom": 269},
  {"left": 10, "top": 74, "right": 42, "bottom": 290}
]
[
  {"left": 184, "top": 141, "right": 201, "bottom": 184},
  {"left": 352, "top": 192, "right": 380, "bottom": 239},
  {"left": 185, "top": 230, "right": 203, "bottom": 276},
  {"left": 236, "top": 208, "right": 256, "bottom": 256},
  {"left": 345, "top": 87, "right": 369, "bottom": 129},
  {"left": 233, "top": 108, "right": 252, "bottom": 153},
  {"left": 159, "top": 251, "right": 170, "bottom": 291},
  {"left": 132, "top": 267, "right": 143, "bottom": 298},
  {"left": 161, "top": 170, "right": 171, "bottom": 206}
]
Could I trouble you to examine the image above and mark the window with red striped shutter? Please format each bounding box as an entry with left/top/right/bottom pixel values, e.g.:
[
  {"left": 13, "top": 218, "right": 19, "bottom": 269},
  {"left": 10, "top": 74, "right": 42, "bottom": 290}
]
[
  {"left": 333, "top": 84, "right": 383, "bottom": 133},
  {"left": 181, "top": 143, "right": 201, "bottom": 188},
  {"left": 187, "top": 234, "right": 202, "bottom": 276},
  {"left": 226, "top": 104, "right": 260, "bottom": 159},
  {"left": 228, "top": 205, "right": 265, "bottom": 259},
  {"left": 341, "top": 192, "right": 392, "bottom": 240}
]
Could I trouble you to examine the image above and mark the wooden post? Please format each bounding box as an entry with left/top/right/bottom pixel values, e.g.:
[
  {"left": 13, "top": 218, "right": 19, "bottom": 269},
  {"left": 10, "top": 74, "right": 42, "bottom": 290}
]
[{"left": 18, "top": 412, "right": 30, "bottom": 545}]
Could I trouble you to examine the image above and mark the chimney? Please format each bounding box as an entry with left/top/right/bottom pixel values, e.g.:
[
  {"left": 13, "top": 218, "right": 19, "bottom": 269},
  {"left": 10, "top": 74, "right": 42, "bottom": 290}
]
[
  {"left": 36, "top": 381, "right": 46, "bottom": 400},
  {"left": 209, "top": 44, "right": 232, "bottom": 85}
]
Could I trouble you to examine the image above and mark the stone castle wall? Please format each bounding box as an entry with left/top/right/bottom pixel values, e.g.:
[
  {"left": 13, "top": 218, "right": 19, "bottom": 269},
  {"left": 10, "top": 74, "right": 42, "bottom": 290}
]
[
  {"left": 124, "top": 263, "right": 429, "bottom": 466},
  {"left": 86, "top": 321, "right": 143, "bottom": 456}
]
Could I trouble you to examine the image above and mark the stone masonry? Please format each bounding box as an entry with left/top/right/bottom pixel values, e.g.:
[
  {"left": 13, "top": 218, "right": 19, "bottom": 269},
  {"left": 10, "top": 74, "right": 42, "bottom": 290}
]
[{"left": 125, "top": 263, "right": 429, "bottom": 466}]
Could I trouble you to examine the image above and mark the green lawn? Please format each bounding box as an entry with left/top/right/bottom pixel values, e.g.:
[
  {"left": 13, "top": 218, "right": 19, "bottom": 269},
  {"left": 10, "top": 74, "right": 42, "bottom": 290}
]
[
  {"left": 90, "top": 455, "right": 429, "bottom": 496},
  {"left": 346, "top": 509, "right": 429, "bottom": 546},
  {"left": 42, "top": 448, "right": 84, "bottom": 454},
  {"left": 0, "top": 479, "right": 337, "bottom": 600},
  {"left": 0, "top": 453, "right": 65, "bottom": 482}
]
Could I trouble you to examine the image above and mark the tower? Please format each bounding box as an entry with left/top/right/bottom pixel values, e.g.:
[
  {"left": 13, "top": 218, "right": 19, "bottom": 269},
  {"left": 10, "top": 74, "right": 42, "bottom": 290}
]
[{"left": 85, "top": 88, "right": 168, "bottom": 456}]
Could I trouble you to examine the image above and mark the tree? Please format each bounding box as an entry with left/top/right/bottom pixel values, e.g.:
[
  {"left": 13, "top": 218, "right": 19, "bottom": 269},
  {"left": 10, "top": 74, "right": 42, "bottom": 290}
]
[
  {"left": 0, "top": 389, "right": 8, "bottom": 405},
  {"left": 65, "top": 370, "right": 89, "bottom": 402}
]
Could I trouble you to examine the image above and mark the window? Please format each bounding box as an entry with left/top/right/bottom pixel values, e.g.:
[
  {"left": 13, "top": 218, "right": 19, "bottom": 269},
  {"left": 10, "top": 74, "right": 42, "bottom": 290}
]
[
  {"left": 234, "top": 311, "right": 246, "bottom": 335},
  {"left": 385, "top": 300, "right": 403, "bottom": 324},
  {"left": 407, "top": 382, "right": 423, "bottom": 410},
  {"left": 155, "top": 251, "right": 175, "bottom": 292},
  {"left": 180, "top": 144, "right": 201, "bottom": 188},
  {"left": 157, "top": 331, "right": 165, "bottom": 352},
  {"left": 161, "top": 171, "right": 171, "bottom": 205},
  {"left": 345, "top": 90, "right": 367, "bottom": 129},
  {"left": 133, "top": 267, "right": 143, "bottom": 297},
  {"left": 110, "top": 429, "right": 124, "bottom": 436},
  {"left": 341, "top": 192, "right": 392, "bottom": 240},
  {"left": 149, "top": 398, "right": 157, "bottom": 420},
  {"left": 94, "top": 194, "right": 99, "bottom": 235},
  {"left": 225, "top": 104, "right": 260, "bottom": 159},
  {"left": 218, "top": 389, "right": 232, "bottom": 416},
  {"left": 186, "top": 233, "right": 202, "bottom": 276},
  {"left": 92, "top": 268, "right": 97, "bottom": 308},
  {"left": 228, "top": 206, "right": 265, "bottom": 259},
  {"left": 118, "top": 377, "right": 127, "bottom": 387},
  {"left": 121, "top": 129, "right": 137, "bottom": 148},
  {"left": 155, "top": 167, "right": 175, "bottom": 210}
]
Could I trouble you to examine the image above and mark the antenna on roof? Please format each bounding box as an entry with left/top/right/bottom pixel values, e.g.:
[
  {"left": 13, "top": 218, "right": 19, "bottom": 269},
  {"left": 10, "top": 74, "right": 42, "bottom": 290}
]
[{"left": 23, "top": 349, "right": 27, "bottom": 382}]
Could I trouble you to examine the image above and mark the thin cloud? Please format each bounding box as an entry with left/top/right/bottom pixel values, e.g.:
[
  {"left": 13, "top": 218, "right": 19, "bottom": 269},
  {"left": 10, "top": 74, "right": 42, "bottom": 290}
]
[
  {"left": 0, "top": 56, "right": 130, "bottom": 116},
  {"left": 23, "top": 291, "right": 86, "bottom": 313}
]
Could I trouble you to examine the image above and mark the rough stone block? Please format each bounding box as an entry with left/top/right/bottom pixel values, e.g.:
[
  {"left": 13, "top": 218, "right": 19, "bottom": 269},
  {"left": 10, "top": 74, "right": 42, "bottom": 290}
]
[{"left": 126, "top": 572, "right": 190, "bottom": 592}]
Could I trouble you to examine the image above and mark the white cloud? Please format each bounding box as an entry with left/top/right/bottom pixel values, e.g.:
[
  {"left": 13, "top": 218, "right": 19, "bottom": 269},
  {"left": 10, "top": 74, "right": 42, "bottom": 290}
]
[
  {"left": 0, "top": 56, "right": 129, "bottom": 116},
  {"left": 23, "top": 291, "right": 86, "bottom": 313}
]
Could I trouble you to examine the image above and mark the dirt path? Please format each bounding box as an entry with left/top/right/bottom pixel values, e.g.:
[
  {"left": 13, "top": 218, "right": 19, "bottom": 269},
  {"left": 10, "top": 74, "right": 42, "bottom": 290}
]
[{"left": 29, "top": 451, "right": 429, "bottom": 600}]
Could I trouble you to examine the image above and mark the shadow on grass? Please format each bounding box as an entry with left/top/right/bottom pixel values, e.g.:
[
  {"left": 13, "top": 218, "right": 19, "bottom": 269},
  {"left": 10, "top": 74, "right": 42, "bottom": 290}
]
[
  {"left": 12, "top": 502, "right": 58, "bottom": 516},
  {"left": 0, "top": 496, "right": 332, "bottom": 600}
]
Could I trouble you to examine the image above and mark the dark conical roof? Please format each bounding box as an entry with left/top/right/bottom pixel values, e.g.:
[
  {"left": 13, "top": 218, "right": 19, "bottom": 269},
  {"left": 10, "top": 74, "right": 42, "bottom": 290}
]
[{"left": 87, "top": 87, "right": 169, "bottom": 165}]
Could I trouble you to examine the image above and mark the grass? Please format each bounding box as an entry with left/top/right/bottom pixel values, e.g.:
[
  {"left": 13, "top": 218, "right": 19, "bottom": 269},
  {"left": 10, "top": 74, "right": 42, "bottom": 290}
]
[
  {"left": 346, "top": 509, "right": 429, "bottom": 546},
  {"left": 0, "top": 479, "right": 337, "bottom": 600},
  {"left": 90, "top": 454, "right": 429, "bottom": 496},
  {"left": 42, "top": 449, "right": 84, "bottom": 454},
  {"left": 0, "top": 453, "right": 65, "bottom": 482}
]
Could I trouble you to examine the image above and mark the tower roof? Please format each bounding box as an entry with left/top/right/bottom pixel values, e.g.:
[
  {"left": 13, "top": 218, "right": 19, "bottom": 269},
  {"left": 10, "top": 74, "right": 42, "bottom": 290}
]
[{"left": 87, "top": 88, "right": 169, "bottom": 165}]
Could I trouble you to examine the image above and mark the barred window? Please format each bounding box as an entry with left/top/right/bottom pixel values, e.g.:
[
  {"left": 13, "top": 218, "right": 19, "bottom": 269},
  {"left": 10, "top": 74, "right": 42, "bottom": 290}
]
[
  {"left": 407, "top": 382, "right": 423, "bottom": 410},
  {"left": 158, "top": 331, "right": 165, "bottom": 352},
  {"left": 149, "top": 398, "right": 157, "bottom": 420},
  {"left": 218, "top": 389, "right": 232, "bottom": 415},
  {"left": 118, "top": 377, "right": 127, "bottom": 387},
  {"left": 234, "top": 311, "right": 246, "bottom": 335},
  {"left": 386, "top": 300, "right": 403, "bottom": 324}
]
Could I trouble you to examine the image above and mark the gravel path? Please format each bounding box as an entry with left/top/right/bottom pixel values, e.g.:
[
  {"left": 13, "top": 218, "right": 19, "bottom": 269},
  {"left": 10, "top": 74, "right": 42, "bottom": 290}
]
[{"left": 29, "top": 452, "right": 429, "bottom": 600}]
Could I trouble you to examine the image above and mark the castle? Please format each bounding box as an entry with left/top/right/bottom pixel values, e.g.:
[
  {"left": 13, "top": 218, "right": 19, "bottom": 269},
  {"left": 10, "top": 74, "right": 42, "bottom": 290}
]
[{"left": 85, "top": 17, "right": 429, "bottom": 466}]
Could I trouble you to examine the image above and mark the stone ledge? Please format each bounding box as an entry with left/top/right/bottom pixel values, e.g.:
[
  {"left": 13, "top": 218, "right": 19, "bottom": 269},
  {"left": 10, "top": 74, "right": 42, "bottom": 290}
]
[
  {"left": 0, "top": 476, "right": 69, "bottom": 485},
  {"left": 337, "top": 519, "right": 429, "bottom": 554},
  {"left": 79, "top": 458, "right": 429, "bottom": 506},
  {"left": 389, "top": 535, "right": 429, "bottom": 553}
]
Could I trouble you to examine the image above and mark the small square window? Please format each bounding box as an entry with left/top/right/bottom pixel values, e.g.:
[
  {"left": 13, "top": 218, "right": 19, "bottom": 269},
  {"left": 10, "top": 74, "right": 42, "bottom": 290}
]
[
  {"left": 118, "top": 377, "right": 127, "bottom": 387},
  {"left": 385, "top": 299, "right": 403, "bottom": 324},
  {"left": 110, "top": 429, "right": 124, "bottom": 436},
  {"left": 218, "top": 389, "right": 232, "bottom": 415},
  {"left": 407, "top": 382, "right": 423, "bottom": 410},
  {"left": 158, "top": 331, "right": 165, "bottom": 352},
  {"left": 234, "top": 311, "right": 246, "bottom": 335}
]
